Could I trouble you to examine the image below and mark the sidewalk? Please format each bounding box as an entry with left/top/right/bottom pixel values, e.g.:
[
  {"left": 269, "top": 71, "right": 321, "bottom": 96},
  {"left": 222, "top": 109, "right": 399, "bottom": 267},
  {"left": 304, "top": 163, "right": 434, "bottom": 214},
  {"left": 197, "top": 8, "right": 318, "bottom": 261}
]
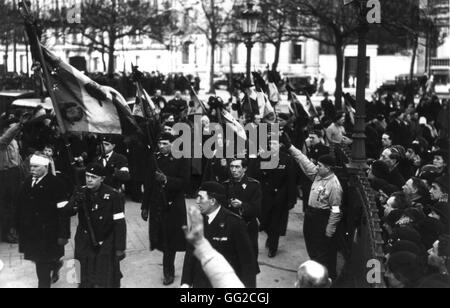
[{"left": 0, "top": 199, "right": 307, "bottom": 288}]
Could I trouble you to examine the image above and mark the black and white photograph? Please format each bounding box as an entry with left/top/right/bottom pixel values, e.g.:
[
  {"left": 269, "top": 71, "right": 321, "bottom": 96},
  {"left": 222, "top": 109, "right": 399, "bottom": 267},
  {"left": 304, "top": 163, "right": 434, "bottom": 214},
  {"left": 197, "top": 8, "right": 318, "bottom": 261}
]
[{"left": 0, "top": 0, "right": 449, "bottom": 291}]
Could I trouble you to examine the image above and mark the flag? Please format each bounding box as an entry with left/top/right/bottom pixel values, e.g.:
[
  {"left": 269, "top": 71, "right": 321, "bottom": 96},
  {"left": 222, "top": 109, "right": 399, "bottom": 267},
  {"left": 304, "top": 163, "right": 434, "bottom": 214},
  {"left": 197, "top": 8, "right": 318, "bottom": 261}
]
[
  {"left": 133, "top": 85, "right": 156, "bottom": 118},
  {"left": 220, "top": 108, "right": 247, "bottom": 141},
  {"left": 187, "top": 81, "right": 208, "bottom": 116},
  {"left": 39, "top": 46, "right": 141, "bottom": 135}
]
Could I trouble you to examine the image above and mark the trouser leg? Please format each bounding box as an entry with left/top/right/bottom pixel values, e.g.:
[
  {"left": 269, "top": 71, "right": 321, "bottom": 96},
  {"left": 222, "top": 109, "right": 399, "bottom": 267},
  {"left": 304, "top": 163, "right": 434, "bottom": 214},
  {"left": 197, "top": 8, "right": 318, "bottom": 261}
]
[
  {"left": 267, "top": 233, "right": 280, "bottom": 253},
  {"left": 163, "top": 250, "right": 176, "bottom": 278},
  {"left": 35, "top": 262, "right": 52, "bottom": 289}
]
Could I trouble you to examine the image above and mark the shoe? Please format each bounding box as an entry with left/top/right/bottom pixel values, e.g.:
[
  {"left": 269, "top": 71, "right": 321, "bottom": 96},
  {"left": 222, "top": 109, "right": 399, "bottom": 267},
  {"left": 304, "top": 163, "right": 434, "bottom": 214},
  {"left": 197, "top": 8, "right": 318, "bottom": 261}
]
[
  {"left": 268, "top": 250, "right": 277, "bottom": 258},
  {"left": 163, "top": 276, "right": 175, "bottom": 286},
  {"left": 51, "top": 261, "right": 64, "bottom": 284}
]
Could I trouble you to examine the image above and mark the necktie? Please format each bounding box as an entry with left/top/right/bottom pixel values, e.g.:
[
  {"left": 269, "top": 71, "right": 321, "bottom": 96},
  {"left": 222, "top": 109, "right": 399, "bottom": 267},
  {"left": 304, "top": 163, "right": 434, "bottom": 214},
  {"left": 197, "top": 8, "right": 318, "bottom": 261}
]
[{"left": 31, "top": 178, "right": 37, "bottom": 188}]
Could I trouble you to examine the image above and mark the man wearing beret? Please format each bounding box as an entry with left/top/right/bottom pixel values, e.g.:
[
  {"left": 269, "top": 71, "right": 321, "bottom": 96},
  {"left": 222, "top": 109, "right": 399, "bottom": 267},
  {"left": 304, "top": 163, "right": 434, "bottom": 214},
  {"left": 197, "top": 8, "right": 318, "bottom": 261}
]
[
  {"left": 67, "top": 163, "right": 127, "bottom": 288},
  {"left": 181, "top": 182, "right": 257, "bottom": 288},
  {"left": 141, "top": 132, "right": 190, "bottom": 286},
  {"left": 16, "top": 153, "right": 70, "bottom": 288},
  {"left": 281, "top": 133, "right": 343, "bottom": 280},
  {"left": 95, "top": 136, "right": 130, "bottom": 192}
]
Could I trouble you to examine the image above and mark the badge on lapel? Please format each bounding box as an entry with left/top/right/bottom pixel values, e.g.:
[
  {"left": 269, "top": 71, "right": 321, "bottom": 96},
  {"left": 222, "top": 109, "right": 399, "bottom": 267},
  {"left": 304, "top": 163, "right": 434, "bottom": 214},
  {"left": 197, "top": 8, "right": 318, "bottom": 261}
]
[
  {"left": 242, "top": 184, "right": 247, "bottom": 190},
  {"left": 104, "top": 194, "right": 110, "bottom": 200},
  {"left": 219, "top": 222, "right": 225, "bottom": 229}
]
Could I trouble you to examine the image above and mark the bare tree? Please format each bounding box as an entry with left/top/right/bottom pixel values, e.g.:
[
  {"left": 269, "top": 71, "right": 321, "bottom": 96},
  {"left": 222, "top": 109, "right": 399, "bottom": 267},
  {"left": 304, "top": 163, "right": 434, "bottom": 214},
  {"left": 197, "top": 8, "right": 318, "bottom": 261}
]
[
  {"left": 54, "top": 0, "right": 177, "bottom": 75},
  {"left": 257, "top": 0, "right": 300, "bottom": 73},
  {"left": 292, "top": 0, "right": 360, "bottom": 109},
  {"left": 180, "top": 0, "right": 238, "bottom": 94}
]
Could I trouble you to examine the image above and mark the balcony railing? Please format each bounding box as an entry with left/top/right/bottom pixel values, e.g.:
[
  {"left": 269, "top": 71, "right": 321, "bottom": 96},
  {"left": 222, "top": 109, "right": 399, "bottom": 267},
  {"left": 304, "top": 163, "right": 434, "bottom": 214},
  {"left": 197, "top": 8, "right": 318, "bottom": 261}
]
[{"left": 431, "top": 58, "right": 450, "bottom": 67}]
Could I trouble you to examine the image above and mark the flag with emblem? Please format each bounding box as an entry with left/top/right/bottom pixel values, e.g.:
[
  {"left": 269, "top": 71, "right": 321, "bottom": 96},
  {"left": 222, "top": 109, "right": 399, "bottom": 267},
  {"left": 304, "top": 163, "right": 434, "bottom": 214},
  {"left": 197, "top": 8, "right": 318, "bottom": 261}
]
[{"left": 37, "top": 46, "right": 141, "bottom": 135}]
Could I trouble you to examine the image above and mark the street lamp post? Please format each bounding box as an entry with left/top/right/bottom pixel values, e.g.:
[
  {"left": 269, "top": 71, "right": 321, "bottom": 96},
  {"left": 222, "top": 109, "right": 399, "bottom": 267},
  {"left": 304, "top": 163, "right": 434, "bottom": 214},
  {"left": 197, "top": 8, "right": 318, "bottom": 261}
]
[
  {"left": 347, "top": 0, "right": 369, "bottom": 170},
  {"left": 239, "top": 1, "right": 260, "bottom": 81}
]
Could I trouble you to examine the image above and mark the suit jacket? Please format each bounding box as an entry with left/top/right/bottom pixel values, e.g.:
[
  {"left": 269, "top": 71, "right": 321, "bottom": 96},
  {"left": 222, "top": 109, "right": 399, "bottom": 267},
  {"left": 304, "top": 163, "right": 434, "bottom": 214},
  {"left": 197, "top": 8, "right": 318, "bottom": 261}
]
[
  {"left": 96, "top": 152, "right": 130, "bottom": 190},
  {"left": 181, "top": 207, "right": 257, "bottom": 288},
  {"left": 17, "top": 174, "right": 70, "bottom": 262}
]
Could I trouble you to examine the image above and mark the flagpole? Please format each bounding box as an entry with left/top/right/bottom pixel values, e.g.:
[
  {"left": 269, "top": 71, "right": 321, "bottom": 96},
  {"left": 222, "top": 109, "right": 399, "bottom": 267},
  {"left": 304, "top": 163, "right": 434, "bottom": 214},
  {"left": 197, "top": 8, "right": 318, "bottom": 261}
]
[
  {"left": 20, "top": 0, "right": 100, "bottom": 247},
  {"left": 20, "top": 0, "right": 67, "bottom": 137}
]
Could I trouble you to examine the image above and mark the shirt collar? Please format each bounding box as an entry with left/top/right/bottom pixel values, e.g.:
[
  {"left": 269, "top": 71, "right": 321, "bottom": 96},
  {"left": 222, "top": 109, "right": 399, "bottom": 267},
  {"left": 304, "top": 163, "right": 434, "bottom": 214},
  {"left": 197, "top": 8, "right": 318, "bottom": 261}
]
[
  {"left": 33, "top": 173, "right": 47, "bottom": 185},
  {"left": 207, "top": 206, "right": 221, "bottom": 224}
]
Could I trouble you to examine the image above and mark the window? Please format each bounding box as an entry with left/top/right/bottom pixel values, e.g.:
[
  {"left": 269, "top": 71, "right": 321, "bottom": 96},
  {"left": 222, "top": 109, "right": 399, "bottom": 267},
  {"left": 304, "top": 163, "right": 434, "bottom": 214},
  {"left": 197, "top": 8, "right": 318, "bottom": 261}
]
[
  {"left": 182, "top": 42, "right": 190, "bottom": 64},
  {"left": 20, "top": 55, "right": 26, "bottom": 73},
  {"left": 93, "top": 57, "right": 99, "bottom": 72},
  {"left": 231, "top": 43, "right": 239, "bottom": 64},
  {"left": 260, "top": 43, "right": 266, "bottom": 65},
  {"left": 290, "top": 42, "right": 304, "bottom": 63}
]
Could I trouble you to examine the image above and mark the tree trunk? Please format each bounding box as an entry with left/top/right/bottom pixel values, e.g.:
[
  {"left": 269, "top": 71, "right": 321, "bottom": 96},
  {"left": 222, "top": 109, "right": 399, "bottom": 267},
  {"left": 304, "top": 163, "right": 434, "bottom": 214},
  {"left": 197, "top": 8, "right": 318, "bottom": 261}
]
[
  {"left": 334, "top": 42, "right": 345, "bottom": 110},
  {"left": 228, "top": 50, "right": 234, "bottom": 95},
  {"left": 101, "top": 49, "right": 106, "bottom": 72},
  {"left": 107, "top": 32, "right": 116, "bottom": 76},
  {"left": 3, "top": 40, "right": 9, "bottom": 74},
  {"left": 272, "top": 41, "right": 281, "bottom": 73},
  {"left": 410, "top": 36, "right": 418, "bottom": 81},
  {"left": 209, "top": 42, "right": 216, "bottom": 94},
  {"left": 13, "top": 0, "right": 17, "bottom": 73}
]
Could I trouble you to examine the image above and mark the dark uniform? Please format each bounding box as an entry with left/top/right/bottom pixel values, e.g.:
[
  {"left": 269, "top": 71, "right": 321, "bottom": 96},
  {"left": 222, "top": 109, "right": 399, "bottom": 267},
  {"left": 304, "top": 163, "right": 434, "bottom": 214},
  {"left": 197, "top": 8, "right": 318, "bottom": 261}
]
[
  {"left": 16, "top": 173, "right": 70, "bottom": 288},
  {"left": 68, "top": 184, "right": 127, "bottom": 288},
  {"left": 141, "top": 152, "right": 190, "bottom": 280},
  {"left": 223, "top": 176, "right": 262, "bottom": 270},
  {"left": 256, "top": 152, "right": 297, "bottom": 254},
  {"left": 181, "top": 207, "right": 257, "bottom": 288},
  {"left": 95, "top": 152, "right": 130, "bottom": 191}
]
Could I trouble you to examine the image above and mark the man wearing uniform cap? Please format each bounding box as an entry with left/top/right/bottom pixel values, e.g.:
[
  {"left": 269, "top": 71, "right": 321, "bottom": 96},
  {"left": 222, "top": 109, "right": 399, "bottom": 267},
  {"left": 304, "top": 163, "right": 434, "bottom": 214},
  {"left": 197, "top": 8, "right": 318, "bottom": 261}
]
[
  {"left": 281, "top": 133, "right": 343, "bottom": 280},
  {"left": 16, "top": 153, "right": 70, "bottom": 288},
  {"left": 181, "top": 182, "right": 257, "bottom": 288},
  {"left": 141, "top": 132, "right": 190, "bottom": 286},
  {"left": 95, "top": 136, "right": 130, "bottom": 192},
  {"left": 67, "top": 163, "right": 127, "bottom": 288}
]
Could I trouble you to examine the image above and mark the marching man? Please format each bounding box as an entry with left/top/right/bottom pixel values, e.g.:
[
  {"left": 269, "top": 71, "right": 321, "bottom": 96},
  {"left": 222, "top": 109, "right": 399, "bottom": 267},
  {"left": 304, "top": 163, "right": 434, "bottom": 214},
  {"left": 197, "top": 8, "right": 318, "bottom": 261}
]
[{"left": 68, "top": 163, "right": 127, "bottom": 288}]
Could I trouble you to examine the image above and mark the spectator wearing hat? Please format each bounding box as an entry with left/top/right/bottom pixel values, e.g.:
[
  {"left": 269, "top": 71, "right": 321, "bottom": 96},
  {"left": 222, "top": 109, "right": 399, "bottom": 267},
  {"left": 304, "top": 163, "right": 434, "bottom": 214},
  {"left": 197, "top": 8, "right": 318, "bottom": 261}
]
[
  {"left": 141, "top": 132, "right": 190, "bottom": 286},
  {"left": 95, "top": 136, "right": 130, "bottom": 192},
  {"left": 369, "top": 160, "right": 399, "bottom": 197},
  {"left": 181, "top": 182, "right": 257, "bottom": 288},
  {"left": 385, "top": 251, "right": 426, "bottom": 288},
  {"left": 282, "top": 133, "right": 343, "bottom": 279},
  {"left": 67, "top": 163, "right": 127, "bottom": 288},
  {"left": 16, "top": 153, "right": 70, "bottom": 288}
]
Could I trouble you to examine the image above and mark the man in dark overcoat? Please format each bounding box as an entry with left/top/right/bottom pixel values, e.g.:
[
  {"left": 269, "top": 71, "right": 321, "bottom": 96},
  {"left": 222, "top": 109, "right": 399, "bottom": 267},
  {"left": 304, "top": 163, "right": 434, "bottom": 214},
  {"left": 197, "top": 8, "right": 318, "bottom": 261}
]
[
  {"left": 16, "top": 153, "right": 70, "bottom": 288},
  {"left": 141, "top": 132, "right": 190, "bottom": 285}
]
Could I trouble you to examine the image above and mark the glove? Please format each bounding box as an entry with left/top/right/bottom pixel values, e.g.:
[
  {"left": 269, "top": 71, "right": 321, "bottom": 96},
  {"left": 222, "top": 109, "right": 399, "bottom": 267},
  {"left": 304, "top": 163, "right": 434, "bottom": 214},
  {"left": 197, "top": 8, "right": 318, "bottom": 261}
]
[
  {"left": 280, "top": 132, "right": 292, "bottom": 149},
  {"left": 155, "top": 171, "right": 167, "bottom": 185},
  {"left": 141, "top": 209, "right": 149, "bottom": 222}
]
